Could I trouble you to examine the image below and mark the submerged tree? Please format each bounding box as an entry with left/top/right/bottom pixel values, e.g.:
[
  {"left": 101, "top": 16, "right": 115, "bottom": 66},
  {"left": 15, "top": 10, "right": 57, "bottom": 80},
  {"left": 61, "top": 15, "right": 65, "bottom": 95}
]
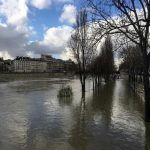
[
  {"left": 69, "top": 9, "right": 96, "bottom": 94},
  {"left": 88, "top": 0, "right": 150, "bottom": 122},
  {"left": 90, "top": 36, "right": 114, "bottom": 85},
  {"left": 101, "top": 36, "right": 114, "bottom": 82},
  {"left": 120, "top": 46, "right": 143, "bottom": 81}
]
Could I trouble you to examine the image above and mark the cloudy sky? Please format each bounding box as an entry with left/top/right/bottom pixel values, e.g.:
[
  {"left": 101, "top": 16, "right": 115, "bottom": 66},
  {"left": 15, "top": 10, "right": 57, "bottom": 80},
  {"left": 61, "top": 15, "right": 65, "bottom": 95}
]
[{"left": 0, "top": 0, "right": 79, "bottom": 60}]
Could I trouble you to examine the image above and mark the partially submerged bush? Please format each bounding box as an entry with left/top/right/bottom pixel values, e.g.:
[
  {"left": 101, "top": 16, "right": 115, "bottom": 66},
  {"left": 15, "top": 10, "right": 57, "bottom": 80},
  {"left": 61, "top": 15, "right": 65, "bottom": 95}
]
[
  {"left": 57, "top": 85, "right": 73, "bottom": 97},
  {"left": 58, "top": 96, "right": 73, "bottom": 106}
]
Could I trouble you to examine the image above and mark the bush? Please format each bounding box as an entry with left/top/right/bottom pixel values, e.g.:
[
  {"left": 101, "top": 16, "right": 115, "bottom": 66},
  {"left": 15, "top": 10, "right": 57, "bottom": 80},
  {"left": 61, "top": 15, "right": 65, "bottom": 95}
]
[{"left": 57, "top": 85, "right": 73, "bottom": 97}]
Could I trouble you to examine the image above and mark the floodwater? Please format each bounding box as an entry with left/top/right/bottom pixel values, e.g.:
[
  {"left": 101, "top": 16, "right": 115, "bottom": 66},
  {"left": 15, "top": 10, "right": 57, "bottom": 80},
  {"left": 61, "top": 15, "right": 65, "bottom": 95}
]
[{"left": 0, "top": 77, "right": 149, "bottom": 150}]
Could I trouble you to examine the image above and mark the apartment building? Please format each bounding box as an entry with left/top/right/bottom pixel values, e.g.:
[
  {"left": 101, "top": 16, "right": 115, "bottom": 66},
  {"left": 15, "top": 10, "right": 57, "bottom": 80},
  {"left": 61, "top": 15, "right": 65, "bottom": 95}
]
[
  {"left": 13, "top": 57, "right": 47, "bottom": 72},
  {"left": 1, "top": 54, "right": 76, "bottom": 73}
]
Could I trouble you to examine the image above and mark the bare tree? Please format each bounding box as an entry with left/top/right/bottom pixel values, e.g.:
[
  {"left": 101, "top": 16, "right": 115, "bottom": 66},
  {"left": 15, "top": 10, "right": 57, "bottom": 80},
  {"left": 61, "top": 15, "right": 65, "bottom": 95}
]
[
  {"left": 87, "top": 0, "right": 150, "bottom": 122},
  {"left": 101, "top": 36, "right": 114, "bottom": 82},
  {"left": 120, "top": 45, "right": 143, "bottom": 88},
  {"left": 90, "top": 35, "right": 114, "bottom": 86},
  {"left": 69, "top": 9, "right": 96, "bottom": 95}
]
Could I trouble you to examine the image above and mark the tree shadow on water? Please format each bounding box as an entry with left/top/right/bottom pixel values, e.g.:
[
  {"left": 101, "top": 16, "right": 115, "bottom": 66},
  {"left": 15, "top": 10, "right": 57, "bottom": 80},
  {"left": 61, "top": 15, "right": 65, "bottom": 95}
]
[
  {"left": 145, "top": 123, "right": 150, "bottom": 150},
  {"left": 58, "top": 96, "right": 73, "bottom": 106},
  {"left": 68, "top": 95, "right": 89, "bottom": 150}
]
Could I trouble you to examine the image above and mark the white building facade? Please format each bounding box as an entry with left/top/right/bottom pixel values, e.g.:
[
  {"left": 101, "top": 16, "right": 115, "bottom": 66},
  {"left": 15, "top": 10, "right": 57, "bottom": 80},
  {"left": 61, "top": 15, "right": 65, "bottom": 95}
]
[
  {"left": 13, "top": 57, "right": 47, "bottom": 72},
  {"left": 12, "top": 55, "right": 75, "bottom": 73}
]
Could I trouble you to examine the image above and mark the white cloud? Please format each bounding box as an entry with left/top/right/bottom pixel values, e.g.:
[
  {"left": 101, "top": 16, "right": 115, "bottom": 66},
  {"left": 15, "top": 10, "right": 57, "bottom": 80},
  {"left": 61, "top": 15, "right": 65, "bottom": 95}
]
[
  {"left": 0, "top": 22, "right": 7, "bottom": 28},
  {"left": 41, "top": 25, "right": 73, "bottom": 49},
  {"left": 60, "top": 47, "right": 73, "bottom": 60},
  {"left": 59, "top": 4, "right": 76, "bottom": 24},
  {"left": 0, "top": 23, "right": 37, "bottom": 59},
  {"left": 0, "top": 0, "right": 28, "bottom": 26},
  {"left": 0, "top": 51, "right": 12, "bottom": 60},
  {"left": 30, "top": 0, "right": 51, "bottom": 9},
  {"left": 26, "top": 25, "right": 73, "bottom": 57},
  {"left": 0, "top": 24, "right": 28, "bottom": 58},
  {"left": 0, "top": 0, "right": 74, "bottom": 60},
  {"left": 56, "top": 0, "right": 73, "bottom": 3}
]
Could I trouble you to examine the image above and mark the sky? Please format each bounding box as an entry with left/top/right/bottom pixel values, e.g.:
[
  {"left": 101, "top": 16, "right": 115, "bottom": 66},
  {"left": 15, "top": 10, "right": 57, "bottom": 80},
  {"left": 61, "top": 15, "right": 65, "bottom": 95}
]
[{"left": 0, "top": 0, "right": 80, "bottom": 60}]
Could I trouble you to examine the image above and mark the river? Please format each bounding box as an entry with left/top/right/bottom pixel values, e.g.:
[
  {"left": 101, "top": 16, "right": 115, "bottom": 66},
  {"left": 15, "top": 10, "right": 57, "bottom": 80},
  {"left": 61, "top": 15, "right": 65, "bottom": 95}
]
[{"left": 0, "top": 77, "right": 149, "bottom": 150}]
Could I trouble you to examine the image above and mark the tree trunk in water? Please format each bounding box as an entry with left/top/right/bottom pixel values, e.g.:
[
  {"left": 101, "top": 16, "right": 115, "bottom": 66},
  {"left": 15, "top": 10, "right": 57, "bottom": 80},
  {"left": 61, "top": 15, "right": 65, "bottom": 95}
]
[
  {"left": 79, "top": 73, "right": 86, "bottom": 95},
  {"left": 93, "top": 77, "right": 95, "bottom": 91},
  {"left": 82, "top": 83, "right": 85, "bottom": 93},
  {"left": 145, "top": 123, "right": 150, "bottom": 149},
  {"left": 129, "top": 69, "right": 131, "bottom": 82},
  {"left": 143, "top": 48, "right": 150, "bottom": 122},
  {"left": 143, "top": 68, "right": 150, "bottom": 122}
]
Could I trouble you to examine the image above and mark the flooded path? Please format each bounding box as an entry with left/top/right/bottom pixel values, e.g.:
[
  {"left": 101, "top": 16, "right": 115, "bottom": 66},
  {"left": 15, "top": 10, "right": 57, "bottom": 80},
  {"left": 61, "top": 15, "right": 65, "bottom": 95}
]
[{"left": 0, "top": 78, "right": 149, "bottom": 150}]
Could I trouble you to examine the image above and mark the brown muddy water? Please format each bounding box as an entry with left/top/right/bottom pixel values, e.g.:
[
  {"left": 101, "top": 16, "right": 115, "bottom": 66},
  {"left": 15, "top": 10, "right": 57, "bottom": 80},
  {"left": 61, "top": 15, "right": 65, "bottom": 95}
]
[{"left": 0, "top": 77, "right": 149, "bottom": 150}]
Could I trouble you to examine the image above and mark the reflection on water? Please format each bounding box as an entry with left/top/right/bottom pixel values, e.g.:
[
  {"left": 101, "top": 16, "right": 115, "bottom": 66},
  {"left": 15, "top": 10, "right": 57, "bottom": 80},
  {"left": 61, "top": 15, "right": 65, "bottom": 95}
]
[
  {"left": 146, "top": 123, "right": 150, "bottom": 150},
  {"left": 69, "top": 97, "right": 88, "bottom": 150},
  {"left": 58, "top": 96, "right": 73, "bottom": 106},
  {"left": 0, "top": 78, "right": 148, "bottom": 150}
]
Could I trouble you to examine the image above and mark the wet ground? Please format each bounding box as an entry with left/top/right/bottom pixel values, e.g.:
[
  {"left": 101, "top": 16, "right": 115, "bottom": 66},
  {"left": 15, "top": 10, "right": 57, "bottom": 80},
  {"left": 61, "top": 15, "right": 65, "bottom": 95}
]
[{"left": 0, "top": 77, "right": 149, "bottom": 150}]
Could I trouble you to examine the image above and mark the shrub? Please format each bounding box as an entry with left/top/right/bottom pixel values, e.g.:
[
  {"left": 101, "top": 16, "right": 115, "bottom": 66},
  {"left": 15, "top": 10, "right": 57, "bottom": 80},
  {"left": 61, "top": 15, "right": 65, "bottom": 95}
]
[{"left": 57, "top": 85, "right": 73, "bottom": 97}]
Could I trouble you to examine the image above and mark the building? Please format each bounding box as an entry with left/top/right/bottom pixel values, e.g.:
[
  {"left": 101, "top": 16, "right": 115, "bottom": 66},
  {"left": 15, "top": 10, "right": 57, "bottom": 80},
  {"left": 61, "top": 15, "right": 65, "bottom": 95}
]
[
  {"left": 41, "top": 54, "right": 53, "bottom": 61},
  {"left": 4, "top": 59, "right": 13, "bottom": 72},
  {"left": 64, "top": 59, "right": 76, "bottom": 72},
  {"left": 41, "top": 54, "right": 54, "bottom": 72},
  {"left": 13, "top": 56, "right": 47, "bottom": 72},
  {"left": 41, "top": 55, "right": 76, "bottom": 73},
  {"left": 0, "top": 58, "right": 4, "bottom": 72},
  {"left": 0, "top": 58, "right": 12, "bottom": 72},
  {"left": 4, "top": 54, "right": 76, "bottom": 73},
  {"left": 51, "top": 59, "right": 65, "bottom": 72}
]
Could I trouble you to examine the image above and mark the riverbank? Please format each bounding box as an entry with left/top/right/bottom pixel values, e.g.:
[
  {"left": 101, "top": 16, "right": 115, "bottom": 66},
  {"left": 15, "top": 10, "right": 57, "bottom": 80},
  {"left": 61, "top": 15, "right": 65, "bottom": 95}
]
[{"left": 0, "top": 72, "right": 75, "bottom": 81}]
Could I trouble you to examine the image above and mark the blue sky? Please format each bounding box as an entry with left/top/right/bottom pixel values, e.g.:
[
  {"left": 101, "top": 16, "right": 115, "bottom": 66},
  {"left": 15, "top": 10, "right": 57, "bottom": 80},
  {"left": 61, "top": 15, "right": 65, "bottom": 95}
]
[
  {"left": 28, "top": 1, "right": 73, "bottom": 40},
  {"left": 0, "top": 0, "right": 79, "bottom": 60}
]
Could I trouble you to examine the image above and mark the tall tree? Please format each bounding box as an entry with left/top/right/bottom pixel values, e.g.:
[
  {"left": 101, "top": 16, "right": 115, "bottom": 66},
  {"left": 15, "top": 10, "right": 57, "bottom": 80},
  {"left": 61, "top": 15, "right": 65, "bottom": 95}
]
[
  {"left": 101, "top": 36, "right": 114, "bottom": 82},
  {"left": 90, "top": 35, "right": 114, "bottom": 84},
  {"left": 120, "top": 46, "right": 143, "bottom": 75},
  {"left": 120, "top": 45, "right": 143, "bottom": 85},
  {"left": 69, "top": 9, "right": 96, "bottom": 94},
  {"left": 88, "top": 0, "right": 150, "bottom": 122}
]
